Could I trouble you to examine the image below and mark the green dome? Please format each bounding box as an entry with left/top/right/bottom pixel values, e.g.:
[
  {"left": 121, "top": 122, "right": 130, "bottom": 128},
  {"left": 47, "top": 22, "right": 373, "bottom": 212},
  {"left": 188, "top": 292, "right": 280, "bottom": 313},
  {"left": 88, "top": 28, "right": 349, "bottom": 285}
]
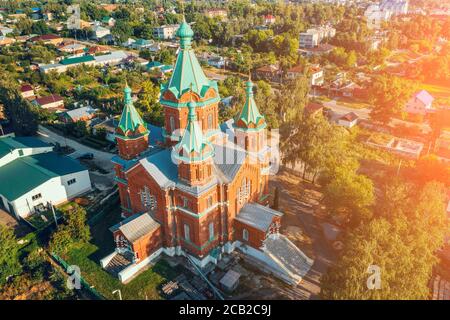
[{"left": 176, "top": 21, "right": 194, "bottom": 39}]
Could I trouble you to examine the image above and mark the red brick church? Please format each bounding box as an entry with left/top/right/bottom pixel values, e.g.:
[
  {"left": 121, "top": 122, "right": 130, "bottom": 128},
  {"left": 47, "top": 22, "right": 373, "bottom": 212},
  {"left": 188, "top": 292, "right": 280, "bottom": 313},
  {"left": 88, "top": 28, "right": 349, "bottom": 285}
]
[{"left": 101, "top": 21, "right": 313, "bottom": 285}]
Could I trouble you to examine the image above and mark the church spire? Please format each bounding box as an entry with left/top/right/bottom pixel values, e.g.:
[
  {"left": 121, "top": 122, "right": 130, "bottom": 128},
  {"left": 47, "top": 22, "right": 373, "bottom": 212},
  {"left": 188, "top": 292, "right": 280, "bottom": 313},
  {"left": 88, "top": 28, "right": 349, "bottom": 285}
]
[
  {"left": 174, "top": 100, "right": 213, "bottom": 163},
  {"left": 117, "top": 84, "right": 148, "bottom": 137},
  {"left": 234, "top": 79, "right": 266, "bottom": 131},
  {"left": 115, "top": 84, "right": 150, "bottom": 160}
]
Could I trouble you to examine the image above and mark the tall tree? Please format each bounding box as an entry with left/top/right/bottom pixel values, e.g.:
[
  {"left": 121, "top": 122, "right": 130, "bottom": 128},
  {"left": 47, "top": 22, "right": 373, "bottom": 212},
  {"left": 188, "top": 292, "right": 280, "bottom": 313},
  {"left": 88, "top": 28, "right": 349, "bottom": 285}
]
[
  {"left": 0, "top": 225, "right": 22, "bottom": 286},
  {"left": 369, "top": 75, "right": 417, "bottom": 125}
]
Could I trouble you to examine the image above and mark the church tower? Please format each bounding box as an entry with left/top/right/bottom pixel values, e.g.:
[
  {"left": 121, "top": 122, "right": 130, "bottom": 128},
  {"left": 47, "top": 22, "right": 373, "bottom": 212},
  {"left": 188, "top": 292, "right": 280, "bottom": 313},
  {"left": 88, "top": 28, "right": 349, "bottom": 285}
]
[
  {"left": 172, "top": 100, "right": 214, "bottom": 186},
  {"left": 233, "top": 79, "right": 267, "bottom": 153},
  {"left": 160, "top": 19, "right": 221, "bottom": 145},
  {"left": 115, "top": 85, "right": 149, "bottom": 160}
]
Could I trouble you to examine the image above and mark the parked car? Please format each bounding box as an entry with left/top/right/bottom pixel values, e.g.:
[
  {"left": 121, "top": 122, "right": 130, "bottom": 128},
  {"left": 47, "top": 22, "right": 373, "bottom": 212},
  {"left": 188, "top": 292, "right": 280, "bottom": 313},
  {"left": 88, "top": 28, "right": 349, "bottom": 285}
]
[{"left": 77, "top": 152, "right": 94, "bottom": 160}]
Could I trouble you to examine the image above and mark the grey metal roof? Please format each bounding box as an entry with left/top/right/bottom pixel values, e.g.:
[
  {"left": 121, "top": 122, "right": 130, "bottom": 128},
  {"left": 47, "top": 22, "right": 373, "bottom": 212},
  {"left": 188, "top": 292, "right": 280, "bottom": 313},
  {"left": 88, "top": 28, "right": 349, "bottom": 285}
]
[
  {"left": 65, "top": 106, "right": 96, "bottom": 120},
  {"left": 213, "top": 142, "right": 246, "bottom": 182},
  {"left": 115, "top": 213, "right": 160, "bottom": 243},
  {"left": 236, "top": 203, "right": 283, "bottom": 232}
]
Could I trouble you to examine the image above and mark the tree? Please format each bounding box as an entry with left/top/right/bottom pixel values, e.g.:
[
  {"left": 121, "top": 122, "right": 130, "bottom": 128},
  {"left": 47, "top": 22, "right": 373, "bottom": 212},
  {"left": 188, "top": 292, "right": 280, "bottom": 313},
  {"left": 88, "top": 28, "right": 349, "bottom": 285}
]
[
  {"left": 31, "top": 20, "right": 50, "bottom": 35},
  {"left": 413, "top": 155, "right": 450, "bottom": 186},
  {"left": 324, "top": 167, "right": 374, "bottom": 226},
  {"left": 0, "top": 225, "right": 22, "bottom": 285},
  {"left": 49, "top": 204, "right": 90, "bottom": 254},
  {"left": 369, "top": 75, "right": 417, "bottom": 125},
  {"left": 322, "top": 181, "right": 448, "bottom": 299},
  {"left": 0, "top": 86, "right": 38, "bottom": 136}
]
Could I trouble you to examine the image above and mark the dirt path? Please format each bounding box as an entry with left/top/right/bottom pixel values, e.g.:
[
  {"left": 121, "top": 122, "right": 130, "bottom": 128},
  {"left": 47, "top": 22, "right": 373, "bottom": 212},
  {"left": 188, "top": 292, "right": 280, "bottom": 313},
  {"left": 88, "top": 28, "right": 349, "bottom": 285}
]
[{"left": 270, "top": 168, "right": 336, "bottom": 299}]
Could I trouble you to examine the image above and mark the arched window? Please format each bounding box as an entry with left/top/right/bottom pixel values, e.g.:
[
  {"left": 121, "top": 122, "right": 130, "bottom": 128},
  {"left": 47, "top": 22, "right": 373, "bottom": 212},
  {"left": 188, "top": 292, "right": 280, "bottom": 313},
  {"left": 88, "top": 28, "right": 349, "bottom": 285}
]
[
  {"left": 239, "top": 178, "right": 251, "bottom": 204},
  {"left": 209, "top": 222, "right": 214, "bottom": 240},
  {"left": 169, "top": 116, "right": 175, "bottom": 133},
  {"left": 140, "top": 186, "right": 157, "bottom": 211},
  {"left": 207, "top": 113, "right": 213, "bottom": 129},
  {"left": 184, "top": 224, "right": 190, "bottom": 241},
  {"left": 243, "top": 229, "right": 249, "bottom": 241}
]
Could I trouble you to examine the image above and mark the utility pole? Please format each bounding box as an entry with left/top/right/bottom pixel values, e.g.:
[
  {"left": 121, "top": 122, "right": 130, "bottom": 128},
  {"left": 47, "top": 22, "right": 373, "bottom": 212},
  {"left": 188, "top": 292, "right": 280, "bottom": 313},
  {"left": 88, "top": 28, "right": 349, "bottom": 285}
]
[{"left": 50, "top": 201, "right": 58, "bottom": 227}]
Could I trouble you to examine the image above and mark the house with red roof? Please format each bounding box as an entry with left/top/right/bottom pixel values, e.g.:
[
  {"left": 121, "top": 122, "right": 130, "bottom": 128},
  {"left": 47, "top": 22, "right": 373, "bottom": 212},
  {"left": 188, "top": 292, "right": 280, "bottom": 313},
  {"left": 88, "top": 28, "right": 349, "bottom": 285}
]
[
  {"left": 253, "top": 64, "right": 282, "bottom": 82},
  {"left": 405, "top": 90, "right": 434, "bottom": 115},
  {"left": 263, "top": 14, "right": 276, "bottom": 25},
  {"left": 33, "top": 94, "right": 65, "bottom": 111},
  {"left": 20, "top": 84, "right": 35, "bottom": 100},
  {"left": 337, "top": 112, "right": 359, "bottom": 128},
  {"left": 29, "top": 34, "right": 63, "bottom": 46}
]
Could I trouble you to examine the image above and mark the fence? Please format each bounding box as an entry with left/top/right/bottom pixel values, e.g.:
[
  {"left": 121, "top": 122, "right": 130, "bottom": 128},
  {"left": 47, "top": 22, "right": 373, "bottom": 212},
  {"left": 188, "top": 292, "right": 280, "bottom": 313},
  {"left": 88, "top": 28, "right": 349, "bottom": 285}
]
[{"left": 50, "top": 252, "right": 105, "bottom": 300}]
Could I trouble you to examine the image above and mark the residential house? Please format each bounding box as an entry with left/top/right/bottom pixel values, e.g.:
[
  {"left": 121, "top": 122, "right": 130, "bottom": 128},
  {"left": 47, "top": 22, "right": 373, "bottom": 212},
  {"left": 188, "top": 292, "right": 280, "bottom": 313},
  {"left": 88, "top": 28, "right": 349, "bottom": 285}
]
[
  {"left": 0, "top": 136, "right": 91, "bottom": 219},
  {"left": 146, "top": 61, "right": 163, "bottom": 71},
  {"left": 19, "top": 84, "right": 35, "bottom": 100},
  {"left": 337, "top": 112, "right": 359, "bottom": 128},
  {"left": 310, "top": 65, "right": 324, "bottom": 86},
  {"left": 29, "top": 34, "right": 63, "bottom": 46},
  {"left": 58, "top": 43, "right": 86, "bottom": 55},
  {"left": 60, "top": 106, "right": 97, "bottom": 123},
  {"left": 253, "top": 64, "right": 282, "bottom": 82},
  {"left": 0, "top": 25, "right": 13, "bottom": 36},
  {"left": 305, "top": 102, "right": 324, "bottom": 117},
  {"left": 204, "top": 8, "right": 228, "bottom": 20},
  {"left": 299, "top": 43, "right": 335, "bottom": 57},
  {"left": 208, "top": 56, "right": 226, "bottom": 68},
  {"left": 405, "top": 90, "right": 434, "bottom": 115},
  {"left": 130, "top": 39, "right": 154, "bottom": 50},
  {"left": 122, "top": 38, "right": 136, "bottom": 47},
  {"left": 91, "top": 23, "right": 111, "bottom": 41},
  {"left": 33, "top": 94, "right": 64, "bottom": 110},
  {"left": 263, "top": 14, "right": 276, "bottom": 25},
  {"left": 102, "top": 16, "right": 116, "bottom": 27},
  {"left": 86, "top": 45, "right": 110, "bottom": 55},
  {"left": 153, "top": 24, "right": 179, "bottom": 40},
  {"left": 0, "top": 36, "right": 15, "bottom": 46}
]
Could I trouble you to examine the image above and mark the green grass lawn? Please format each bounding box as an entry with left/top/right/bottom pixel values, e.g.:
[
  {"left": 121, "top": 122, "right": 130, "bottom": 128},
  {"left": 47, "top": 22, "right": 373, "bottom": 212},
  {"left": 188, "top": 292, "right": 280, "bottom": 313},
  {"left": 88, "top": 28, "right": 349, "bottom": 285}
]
[
  {"left": 63, "top": 243, "right": 176, "bottom": 300},
  {"left": 61, "top": 203, "right": 178, "bottom": 300}
]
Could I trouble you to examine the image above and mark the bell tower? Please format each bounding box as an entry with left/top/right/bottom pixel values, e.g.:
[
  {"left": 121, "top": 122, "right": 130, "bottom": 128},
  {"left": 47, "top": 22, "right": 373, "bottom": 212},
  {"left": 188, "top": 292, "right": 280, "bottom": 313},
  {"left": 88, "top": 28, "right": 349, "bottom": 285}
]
[
  {"left": 172, "top": 100, "right": 214, "bottom": 186},
  {"left": 115, "top": 85, "right": 149, "bottom": 160},
  {"left": 233, "top": 79, "right": 267, "bottom": 153}
]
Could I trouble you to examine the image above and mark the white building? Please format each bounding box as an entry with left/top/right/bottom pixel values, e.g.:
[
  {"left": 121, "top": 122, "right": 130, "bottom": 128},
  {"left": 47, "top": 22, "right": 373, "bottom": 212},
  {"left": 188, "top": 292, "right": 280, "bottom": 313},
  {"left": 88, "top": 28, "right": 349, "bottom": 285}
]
[
  {"left": 91, "top": 23, "right": 111, "bottom": 40},
  {"left": 0, "top": 137, "right": 91, "bottom": 219},
  {"left": 153, "top": 24, "right": 179, "bottom": 40},
  {"left": 300, "top": 30, "right": 320, "bottom": 48},
  {"left": 365, "top": 0, "right": 408, "bottom": 29},
  {"left": 405, "top": 90, "right": 434, "bottom": 115}
]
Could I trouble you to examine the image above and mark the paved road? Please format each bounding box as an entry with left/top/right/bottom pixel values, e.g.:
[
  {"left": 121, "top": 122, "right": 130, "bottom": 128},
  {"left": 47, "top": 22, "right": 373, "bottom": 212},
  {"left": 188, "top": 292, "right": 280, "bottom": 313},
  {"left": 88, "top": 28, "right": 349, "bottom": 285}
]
[
  {"left": 37, "top": 125, "right": 115, "bottom": 171},
  {"left": 37, "top": 125, "right": 116, "bottom": 190}
]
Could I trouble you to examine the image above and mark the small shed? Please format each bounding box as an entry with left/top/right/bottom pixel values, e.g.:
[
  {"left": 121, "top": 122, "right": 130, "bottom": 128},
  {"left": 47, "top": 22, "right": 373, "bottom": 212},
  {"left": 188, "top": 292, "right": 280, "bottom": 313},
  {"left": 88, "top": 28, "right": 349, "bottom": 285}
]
[{"left": 219, "top": 269, "right": 240, "bottom": 292}]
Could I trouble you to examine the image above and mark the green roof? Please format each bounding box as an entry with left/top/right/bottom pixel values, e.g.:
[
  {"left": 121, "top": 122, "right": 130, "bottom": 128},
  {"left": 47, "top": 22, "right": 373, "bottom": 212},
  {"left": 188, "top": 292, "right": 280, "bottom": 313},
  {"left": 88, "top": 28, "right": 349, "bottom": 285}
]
[
  {"left": 0, "top": 152, "right": 87, "bottom": 201},
  {"left": 174, "top": 101, "right": 213, "bottom": 162},
  {"left": 160, "top": 21, "right": 218, "bottom": 101},
  {"left": 234, "top": 80, "right": 266, "bottom": 130},
  {"left": 117, "top": 86, "right": 148, "bottom": 137},
  {"left": 60, "top": 55, "right": 95, "bottom": 65},
  {"left": 0, "top": 137, "right": 50, "bottom": 159}
]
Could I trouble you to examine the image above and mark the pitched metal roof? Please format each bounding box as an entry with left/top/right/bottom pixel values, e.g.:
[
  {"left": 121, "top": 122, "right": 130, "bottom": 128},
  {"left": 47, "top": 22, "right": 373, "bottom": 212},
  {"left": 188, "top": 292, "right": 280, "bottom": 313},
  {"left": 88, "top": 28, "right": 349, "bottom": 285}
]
[
  {"left": 60, "top": 55, "right": 95, "bottom": 65},
  {"left": 161, "top": 22, "right": 218, "bottom": 100},
  {"left": 234, "top": 80, "right": 266, "bottom": 130},
  {"left": 236, "top": 203, "right": 283, "bottom": 232},
  {"left": 212, "top": 142, "right": 246, "bottom": 182},
  {"left": 0, "top": 136, "right": 50, "bottom": 158},
  {"left": 174, "top": 101, "right": 213, "bottom": 163},
  {"left": 114, "top": 213, "right": 160, "bottom": 243},
  {"left": 117, "top": 86, "right": 148, "bottom": 137},
  {"left": 0, "top": 151, "right": 87, "bottom": 201},
  {"left": 35, "top": 94, "right": 64, "bottom": 106},
  {"left": 414, "top": 90, "right": 434, "bottom": 105}
]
